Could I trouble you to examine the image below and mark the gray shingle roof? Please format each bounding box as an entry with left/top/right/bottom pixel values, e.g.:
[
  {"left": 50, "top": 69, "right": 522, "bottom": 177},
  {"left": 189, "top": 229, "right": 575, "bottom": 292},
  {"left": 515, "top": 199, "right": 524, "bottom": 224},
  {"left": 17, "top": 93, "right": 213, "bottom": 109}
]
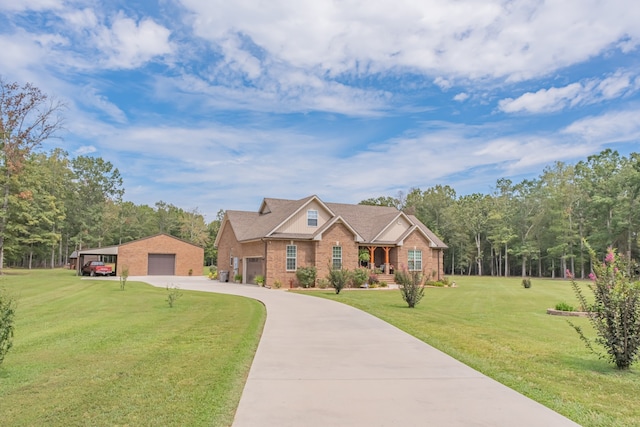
[{"left": 223, "top": 196, "right": 447, "bottom": 248}]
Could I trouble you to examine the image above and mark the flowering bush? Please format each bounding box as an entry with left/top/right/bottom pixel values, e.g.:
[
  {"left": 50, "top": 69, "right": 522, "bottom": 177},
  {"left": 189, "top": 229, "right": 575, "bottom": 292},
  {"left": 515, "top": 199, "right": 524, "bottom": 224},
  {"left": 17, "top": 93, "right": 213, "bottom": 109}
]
[{"left": 570, "top": 245, "right": 640, "bottom": 370}]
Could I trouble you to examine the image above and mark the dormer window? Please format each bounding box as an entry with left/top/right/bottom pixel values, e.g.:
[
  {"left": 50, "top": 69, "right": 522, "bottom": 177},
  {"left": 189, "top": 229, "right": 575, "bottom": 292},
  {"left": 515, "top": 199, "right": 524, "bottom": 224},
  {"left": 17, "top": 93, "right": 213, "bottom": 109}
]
[{"left": 307, "top": 209, "right": 318, "bottom": 227}]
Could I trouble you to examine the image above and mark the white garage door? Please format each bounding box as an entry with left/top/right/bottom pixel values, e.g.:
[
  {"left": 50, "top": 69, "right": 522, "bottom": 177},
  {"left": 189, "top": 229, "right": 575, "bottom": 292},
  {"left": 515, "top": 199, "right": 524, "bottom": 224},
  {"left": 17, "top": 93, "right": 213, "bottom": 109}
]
[{"left": 148, "top": 254, "right": 176, "bottom": 275}]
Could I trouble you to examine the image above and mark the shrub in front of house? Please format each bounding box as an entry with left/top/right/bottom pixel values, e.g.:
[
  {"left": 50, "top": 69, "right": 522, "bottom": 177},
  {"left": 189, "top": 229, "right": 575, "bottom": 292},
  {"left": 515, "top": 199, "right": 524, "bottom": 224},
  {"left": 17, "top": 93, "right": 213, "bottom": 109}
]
[
  {"left": 317, "top": 278, "right": 330, "bottom": 289},
  {"left": 327, "top": 268, "right": 349, "bottom": 294},
  {"left": 368, "top": 274, "right": 379, "bottom": 286},
  {"left": 396, "top": 270, "right": 425, "bottom": 308},
  {"left": 296, "top": 266, "right": 317, "bottom": 288},
  {"left": 350, "top": 268, "right": 369, "bottom": 288}
]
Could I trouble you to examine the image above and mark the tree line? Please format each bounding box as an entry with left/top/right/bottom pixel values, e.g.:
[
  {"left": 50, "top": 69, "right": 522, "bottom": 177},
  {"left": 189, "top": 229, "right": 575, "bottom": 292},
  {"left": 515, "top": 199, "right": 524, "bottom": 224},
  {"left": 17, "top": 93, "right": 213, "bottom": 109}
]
[
  {"left": 3, "top": 78, "right": 639, "bottom": 276},
  {"left": 0, "top": 146, "right": 223, "bottom": 269},
  {"left": 0, "top": 77, "right": 222, "bottom": 271},
  {"left": 361, "top": 149, "right": 640, "bottom": 278}
]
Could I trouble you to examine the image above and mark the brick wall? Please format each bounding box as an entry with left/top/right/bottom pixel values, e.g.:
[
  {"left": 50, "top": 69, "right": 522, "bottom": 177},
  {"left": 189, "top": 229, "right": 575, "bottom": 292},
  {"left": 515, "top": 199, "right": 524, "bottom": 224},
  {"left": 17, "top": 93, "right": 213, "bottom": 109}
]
[
  {"left": 265, "top": 239, "right": 316, "bottom": 288},
  {"left": 398, "top": 232, "right": 444, "bottom": 280},
  {"left": 117, "top": 234, "right": 204, "bottom": 276},
  {"left": 315, "top": 223, "right": 359, "bottom": 280},
  {"left": 216, "top": 224, "right": 241, "bottom": 279}
]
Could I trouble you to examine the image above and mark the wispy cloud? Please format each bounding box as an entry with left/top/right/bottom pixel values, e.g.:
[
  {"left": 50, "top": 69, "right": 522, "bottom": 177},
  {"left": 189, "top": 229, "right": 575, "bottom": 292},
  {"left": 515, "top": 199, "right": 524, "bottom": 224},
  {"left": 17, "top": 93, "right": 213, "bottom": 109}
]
[
  {"left": 0, "top": 0, "right": 63, "bottom": 12},
  {"left": 499, "top": 70, "right": 639, "bottom": 114},
  {"left": 178, "top": 0, "right": 640, "bottom": 81},
  {"left": 2, "top": 0, "right": 639, "bottom": 216},
  {"left": 562, "top": 108, "right": 640, "bottom": 143}
]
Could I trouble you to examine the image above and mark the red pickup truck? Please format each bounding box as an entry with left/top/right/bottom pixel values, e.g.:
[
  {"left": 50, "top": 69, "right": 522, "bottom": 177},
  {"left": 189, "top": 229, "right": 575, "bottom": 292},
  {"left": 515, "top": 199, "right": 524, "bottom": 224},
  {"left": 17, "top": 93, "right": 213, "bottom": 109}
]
[{"left": 82, "top": 261, "right": 114, "bottom": 276}]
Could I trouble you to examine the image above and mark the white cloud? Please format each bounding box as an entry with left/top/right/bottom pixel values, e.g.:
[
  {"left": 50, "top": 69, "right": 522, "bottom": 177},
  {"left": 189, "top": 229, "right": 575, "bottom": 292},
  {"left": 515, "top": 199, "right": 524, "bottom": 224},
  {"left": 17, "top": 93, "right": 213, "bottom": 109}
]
[
  {"left": 178, "top": 0, "right": 640, "bottom": 81},
  {"left": 0, "top": 31, "right": 47, "bottom": 73},
  {"left": 499, "top": 83, "right": 583, "bottom": 113},
  {"left": 562, "top": 109, "right": 640, "bottom": 143},
  {"left": 75, "top": 145, "right": 97, "bottom": 155},
  {"left": 434, "top": 77, "right": 452, "bottom": 90},
  {"left": 499, "top": 70, "right": 639, "bottom": 114},
  {"left": 61, "top": 8, "right": 98, "bottom": 31},
  {"left": 0, "top": 0, "right": 62, "bottom": 12},
  {"left": 453, "top": 92, "right": 469, "bottom": 102},
  {"left": 474, "top": 137, "right": 597, "bottom": 171},
  {"left": 155, "top": 70, "right": 391, "bottom": 116},
  {"left": 95, "top": 14, "right": 173, "bottom": 69},
  {"left": 597, "top": 72, "right": 633, "bottom": 99},
  {"left": 79, "top": 86, "right": 128, "bottom": 123}
]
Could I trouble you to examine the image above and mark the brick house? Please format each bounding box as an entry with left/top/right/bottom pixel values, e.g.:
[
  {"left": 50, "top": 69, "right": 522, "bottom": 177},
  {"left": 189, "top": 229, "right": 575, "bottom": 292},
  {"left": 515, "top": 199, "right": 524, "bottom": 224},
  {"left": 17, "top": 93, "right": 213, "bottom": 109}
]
[
  {"left": 76, "top": 233, "right": 204, "bottom": 276},
  {"left": 214, "top": 195, "right": 447, "bottom": 287}
]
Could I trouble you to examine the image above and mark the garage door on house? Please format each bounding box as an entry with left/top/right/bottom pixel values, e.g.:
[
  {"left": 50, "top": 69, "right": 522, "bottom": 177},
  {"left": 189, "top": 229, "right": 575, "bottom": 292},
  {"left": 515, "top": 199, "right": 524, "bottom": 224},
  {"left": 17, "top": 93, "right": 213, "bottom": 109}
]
[{"left": 148, "top": 254, "right": 176, "bottom": 275}]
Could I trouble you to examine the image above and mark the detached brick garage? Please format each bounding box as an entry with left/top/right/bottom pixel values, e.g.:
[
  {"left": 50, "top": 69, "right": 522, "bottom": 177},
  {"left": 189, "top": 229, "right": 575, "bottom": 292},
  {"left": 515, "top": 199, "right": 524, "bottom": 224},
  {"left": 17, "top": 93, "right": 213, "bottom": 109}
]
[{"left": 77, "top": 234, "right": 204, "bottom": 276}]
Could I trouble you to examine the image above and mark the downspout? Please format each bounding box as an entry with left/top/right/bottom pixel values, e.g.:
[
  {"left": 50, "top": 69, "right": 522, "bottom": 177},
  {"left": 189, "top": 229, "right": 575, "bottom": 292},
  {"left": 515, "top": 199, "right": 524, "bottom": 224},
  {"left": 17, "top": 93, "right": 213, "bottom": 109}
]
[{"left": 262, "top": 238, "right": 268, "bottom": 286}]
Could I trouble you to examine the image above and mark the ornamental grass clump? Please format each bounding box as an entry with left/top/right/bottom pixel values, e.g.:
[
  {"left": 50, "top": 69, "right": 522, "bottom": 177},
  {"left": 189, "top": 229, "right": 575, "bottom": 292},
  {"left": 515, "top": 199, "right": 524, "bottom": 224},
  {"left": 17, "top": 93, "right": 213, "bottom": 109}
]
[
  {"left": 395, "top": 269, "right": 425, "bottom": 308},
  {"left": 569, "top": 244, "right": 640, "bottom": 370}
]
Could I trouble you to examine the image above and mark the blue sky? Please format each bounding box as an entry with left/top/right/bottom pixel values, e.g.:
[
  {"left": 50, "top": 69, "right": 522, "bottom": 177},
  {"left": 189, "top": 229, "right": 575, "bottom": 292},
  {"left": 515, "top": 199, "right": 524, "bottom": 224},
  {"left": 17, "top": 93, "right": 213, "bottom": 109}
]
[{"left": 2, "top": 0, "right": 639, "bottom": 219}]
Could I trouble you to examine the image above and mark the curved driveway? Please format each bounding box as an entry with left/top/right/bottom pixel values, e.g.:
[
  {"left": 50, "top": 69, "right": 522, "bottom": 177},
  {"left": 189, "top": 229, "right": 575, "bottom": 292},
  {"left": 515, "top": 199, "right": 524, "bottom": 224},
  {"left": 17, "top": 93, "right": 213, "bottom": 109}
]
[{"left": 138, "top": 276, "right": 581, "bottom": 427}]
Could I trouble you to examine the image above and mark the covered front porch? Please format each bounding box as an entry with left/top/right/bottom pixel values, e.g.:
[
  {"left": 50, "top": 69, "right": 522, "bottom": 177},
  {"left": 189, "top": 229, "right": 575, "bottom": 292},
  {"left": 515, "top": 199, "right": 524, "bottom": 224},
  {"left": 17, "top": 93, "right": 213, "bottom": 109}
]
[{"left": 360, "top": 245, "right": 398, "bottom": 274}]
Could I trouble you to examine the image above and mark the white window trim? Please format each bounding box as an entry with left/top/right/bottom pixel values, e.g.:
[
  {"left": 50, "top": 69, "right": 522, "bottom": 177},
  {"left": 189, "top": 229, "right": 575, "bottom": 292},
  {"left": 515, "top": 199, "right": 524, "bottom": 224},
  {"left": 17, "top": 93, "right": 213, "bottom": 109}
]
[
  {"left": 307, "top": 209, "right": 318, "bottom": 227},
  {"left": 286, "top": 245, "right": 297, "bottom": 271},
  {"left": 332, "top": 246, "right": 342, "bottom": 270},
  {"left": 408, "top": 249, "right": 422, "bottom": 271}
]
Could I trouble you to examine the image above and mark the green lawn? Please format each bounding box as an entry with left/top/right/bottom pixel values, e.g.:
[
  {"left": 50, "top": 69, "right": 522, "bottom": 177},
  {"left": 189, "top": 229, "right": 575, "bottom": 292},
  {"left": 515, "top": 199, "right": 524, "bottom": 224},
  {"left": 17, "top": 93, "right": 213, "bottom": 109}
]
[
  {"left": 295, "top": 276, "right": 640, "bottom": 427},
  {"left": 0, "top": 269, "right": 265, "bottom": 427}
]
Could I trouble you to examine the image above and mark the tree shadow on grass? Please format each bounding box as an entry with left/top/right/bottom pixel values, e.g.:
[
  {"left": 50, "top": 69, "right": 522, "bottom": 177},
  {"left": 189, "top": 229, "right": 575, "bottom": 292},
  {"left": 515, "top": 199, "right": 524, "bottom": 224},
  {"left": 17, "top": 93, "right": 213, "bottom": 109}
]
[{"left": 561, "top": 355, "right": 640, "bottom": 376}]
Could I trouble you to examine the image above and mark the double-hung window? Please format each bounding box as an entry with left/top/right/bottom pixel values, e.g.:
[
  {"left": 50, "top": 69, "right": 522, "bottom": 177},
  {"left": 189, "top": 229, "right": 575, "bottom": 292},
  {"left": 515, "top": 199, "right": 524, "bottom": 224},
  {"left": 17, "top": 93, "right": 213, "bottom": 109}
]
[
  {"left": 286, "top": 245, "right": 297, "bottom": 271},
  {"left": 332, "top": 246, "right": 342, "bottom": 270},
  {"left": 408, "top": 250, "right": 422, "bottom": 271},
  {"left": 307, "top": 210, "right": 318, "bottom": 227}
]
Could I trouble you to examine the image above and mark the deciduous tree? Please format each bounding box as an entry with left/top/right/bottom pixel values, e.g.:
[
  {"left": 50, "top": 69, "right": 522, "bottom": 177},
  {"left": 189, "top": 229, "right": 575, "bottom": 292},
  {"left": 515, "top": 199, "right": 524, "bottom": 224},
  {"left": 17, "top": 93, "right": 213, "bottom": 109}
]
[{"left": 0, "top": 78, "right": 64, "bottom": 271}]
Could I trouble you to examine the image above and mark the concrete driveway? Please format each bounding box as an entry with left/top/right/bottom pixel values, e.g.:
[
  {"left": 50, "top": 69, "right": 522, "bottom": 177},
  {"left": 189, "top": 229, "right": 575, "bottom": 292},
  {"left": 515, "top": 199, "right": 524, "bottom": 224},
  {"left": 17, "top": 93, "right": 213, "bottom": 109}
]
[{"left": 136, "top": 276, "right": 581, "bottom": 427}]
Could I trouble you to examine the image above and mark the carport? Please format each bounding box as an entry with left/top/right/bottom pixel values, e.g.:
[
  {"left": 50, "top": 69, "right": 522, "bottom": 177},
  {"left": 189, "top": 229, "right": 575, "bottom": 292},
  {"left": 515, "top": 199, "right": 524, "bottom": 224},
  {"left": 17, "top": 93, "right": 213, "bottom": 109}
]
[{"left": 75, "top": 245, "right": 119, "bottom": 276}]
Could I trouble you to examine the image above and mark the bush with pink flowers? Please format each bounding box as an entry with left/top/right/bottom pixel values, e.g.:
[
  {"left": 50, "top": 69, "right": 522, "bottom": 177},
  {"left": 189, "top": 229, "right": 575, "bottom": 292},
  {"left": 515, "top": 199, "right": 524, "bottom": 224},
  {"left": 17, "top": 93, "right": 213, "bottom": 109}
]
[{"left": 570, "top": 244, "right": 640, "bottom": 369}]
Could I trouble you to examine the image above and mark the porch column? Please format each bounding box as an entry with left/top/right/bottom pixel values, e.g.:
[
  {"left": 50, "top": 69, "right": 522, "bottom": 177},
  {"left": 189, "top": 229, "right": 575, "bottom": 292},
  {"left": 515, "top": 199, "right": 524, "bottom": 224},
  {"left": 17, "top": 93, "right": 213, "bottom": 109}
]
[
  {"left": 383, "top": 247, "right": 390, "bottom": 265},
  {"left": 368, "top": 246, "right": 376, "bottom": 269}
]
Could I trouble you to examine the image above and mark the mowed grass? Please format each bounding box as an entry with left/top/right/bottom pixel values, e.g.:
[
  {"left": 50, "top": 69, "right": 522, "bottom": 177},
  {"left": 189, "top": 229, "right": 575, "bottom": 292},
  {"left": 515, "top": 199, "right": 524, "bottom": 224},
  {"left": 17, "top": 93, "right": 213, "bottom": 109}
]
[
  {"left": 0, "top": 269, "right": 265, "bottom": 427},
  {"left": 296, "top": 276, "right": 640, "bottom": 427}
]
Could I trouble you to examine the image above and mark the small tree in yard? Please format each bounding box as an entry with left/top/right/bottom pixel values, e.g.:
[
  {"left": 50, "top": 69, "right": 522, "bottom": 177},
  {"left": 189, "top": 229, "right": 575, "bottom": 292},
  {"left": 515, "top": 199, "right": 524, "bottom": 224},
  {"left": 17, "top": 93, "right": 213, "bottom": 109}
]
[
  {"left": 0, "top": 287, "right": 16, "bottom": 366},
  {"left": 569, "top": 245, "right": 640, "bottom": 370},
  {"left": 296, "top": 266, "right": 317, "bottom": 288},
  {"left": 119, "top": 266, "right": 129, "bottom": 291},
  {"left": 327, "top": 267, "right": 349, "bottom": 294},
  {"left": 395, "top": 269, "right": 425, "bottom": 308},
  {"left": 166, "top": 284, "right": 183, "bottom": 308}
]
